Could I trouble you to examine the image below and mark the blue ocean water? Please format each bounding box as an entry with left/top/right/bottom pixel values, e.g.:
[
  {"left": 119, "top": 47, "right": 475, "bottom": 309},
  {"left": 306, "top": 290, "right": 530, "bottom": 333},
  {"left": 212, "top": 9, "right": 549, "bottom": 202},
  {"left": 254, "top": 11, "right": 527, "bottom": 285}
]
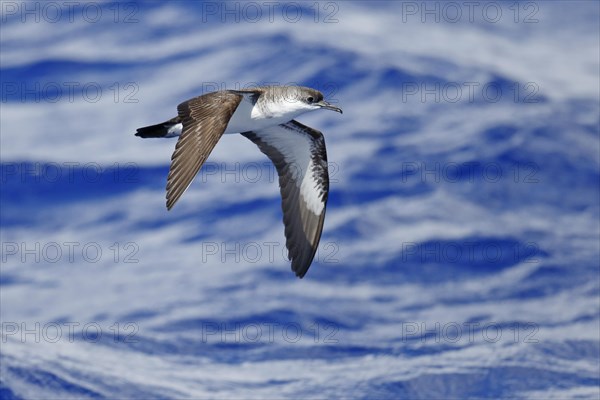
[{"left": 1, "top": 1, "right": 599, "bottom": 398}]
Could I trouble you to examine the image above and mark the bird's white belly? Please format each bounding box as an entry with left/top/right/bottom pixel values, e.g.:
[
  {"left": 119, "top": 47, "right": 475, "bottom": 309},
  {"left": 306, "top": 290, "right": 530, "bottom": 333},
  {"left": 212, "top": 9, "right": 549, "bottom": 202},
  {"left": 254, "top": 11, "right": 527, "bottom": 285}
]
[
  {"left": 224, "top": 98, "right": 291, "bottom": 134},
  {"left": 164, "top": 124, "right": 179, "bottom": 137}
]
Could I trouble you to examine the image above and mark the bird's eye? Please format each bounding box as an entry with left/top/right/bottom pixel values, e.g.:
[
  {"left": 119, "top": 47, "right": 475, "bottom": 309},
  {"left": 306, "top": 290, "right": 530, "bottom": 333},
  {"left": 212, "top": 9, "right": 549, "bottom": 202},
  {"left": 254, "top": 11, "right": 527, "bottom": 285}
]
[{"left": 307, "top": 96, "right": 314, "bottom": 103}]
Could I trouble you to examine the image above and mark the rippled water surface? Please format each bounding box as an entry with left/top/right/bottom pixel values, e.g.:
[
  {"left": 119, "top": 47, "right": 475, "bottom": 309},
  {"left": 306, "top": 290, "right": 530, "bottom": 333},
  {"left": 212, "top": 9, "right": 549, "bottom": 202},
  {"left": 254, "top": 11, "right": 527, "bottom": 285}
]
[{"left": 1, "top": 2, "right": 599, "bottom": 398}]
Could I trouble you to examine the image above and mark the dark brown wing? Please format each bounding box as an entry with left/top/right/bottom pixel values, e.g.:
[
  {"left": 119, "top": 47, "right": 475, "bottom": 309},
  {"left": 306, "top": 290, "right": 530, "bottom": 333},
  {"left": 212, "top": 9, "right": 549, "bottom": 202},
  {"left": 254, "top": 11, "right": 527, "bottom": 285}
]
[
  {"left": 166, "top": 91, "right": 244, "bottom": 210},
  {"left": 242, "top": 120, "right": 329, "bottom": 278}
]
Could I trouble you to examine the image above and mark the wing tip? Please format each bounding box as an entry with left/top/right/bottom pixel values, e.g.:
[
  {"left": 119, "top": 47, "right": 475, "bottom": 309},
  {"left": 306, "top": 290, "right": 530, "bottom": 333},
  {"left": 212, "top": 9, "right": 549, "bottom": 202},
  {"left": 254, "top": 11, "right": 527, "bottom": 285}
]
[
  {"left": 291, "top": 254, "right": 314, "bottom": 279},
  {"left": 294, "top": 267, "right": 308, "bottom": 279},
  {"left": 165, "top": 195, "right": 177, "bottom": 210}
]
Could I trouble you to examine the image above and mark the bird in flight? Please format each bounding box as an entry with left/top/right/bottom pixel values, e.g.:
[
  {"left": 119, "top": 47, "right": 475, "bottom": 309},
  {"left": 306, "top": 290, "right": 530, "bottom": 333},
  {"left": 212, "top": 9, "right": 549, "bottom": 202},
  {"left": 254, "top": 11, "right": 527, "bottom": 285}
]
[{"left": 135, "top": 86, "right": 342, "bottom": 278}]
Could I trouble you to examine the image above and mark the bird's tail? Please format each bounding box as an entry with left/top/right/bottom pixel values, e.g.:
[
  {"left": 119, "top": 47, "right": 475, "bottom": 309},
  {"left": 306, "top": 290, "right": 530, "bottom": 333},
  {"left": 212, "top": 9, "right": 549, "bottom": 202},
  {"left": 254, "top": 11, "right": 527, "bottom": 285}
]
[{"left": 135, "top": 116, "right": 182, "bottom": 138}]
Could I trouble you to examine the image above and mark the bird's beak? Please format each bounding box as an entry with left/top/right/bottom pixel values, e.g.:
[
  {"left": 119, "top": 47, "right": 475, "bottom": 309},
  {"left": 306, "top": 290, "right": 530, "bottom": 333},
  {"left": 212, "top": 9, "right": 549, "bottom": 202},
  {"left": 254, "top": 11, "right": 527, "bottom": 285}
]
[{"left": 317, "top": 100, "right": 343, "bottom": 114}]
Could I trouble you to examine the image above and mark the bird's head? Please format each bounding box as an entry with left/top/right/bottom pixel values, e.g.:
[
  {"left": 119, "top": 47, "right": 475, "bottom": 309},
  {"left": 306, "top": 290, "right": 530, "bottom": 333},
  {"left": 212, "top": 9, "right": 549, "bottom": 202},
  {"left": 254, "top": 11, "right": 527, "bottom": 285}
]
[
  {"left": 265, "top": 86, "right": 343, "bottom": 118},
  {"left": 294, "top": 87, "right": 343, "bottom": 114}
]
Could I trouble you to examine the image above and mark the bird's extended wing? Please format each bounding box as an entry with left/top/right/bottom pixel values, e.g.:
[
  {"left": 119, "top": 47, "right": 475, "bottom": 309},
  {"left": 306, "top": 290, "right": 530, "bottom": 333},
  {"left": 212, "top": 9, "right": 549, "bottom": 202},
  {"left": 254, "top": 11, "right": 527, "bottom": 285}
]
[
  {"left": 242, "top": 120, "right": 329, "bottom": 278},
  {"left": 166, "top": 91, "right": 245, "bottom": 210}
]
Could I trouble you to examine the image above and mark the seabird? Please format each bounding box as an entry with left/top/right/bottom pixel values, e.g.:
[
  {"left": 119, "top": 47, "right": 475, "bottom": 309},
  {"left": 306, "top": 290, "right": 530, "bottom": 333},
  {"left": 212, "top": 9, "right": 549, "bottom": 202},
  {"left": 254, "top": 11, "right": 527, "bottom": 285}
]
[{"left": 135, "top": 86, "right": 342, "bottom": 278}]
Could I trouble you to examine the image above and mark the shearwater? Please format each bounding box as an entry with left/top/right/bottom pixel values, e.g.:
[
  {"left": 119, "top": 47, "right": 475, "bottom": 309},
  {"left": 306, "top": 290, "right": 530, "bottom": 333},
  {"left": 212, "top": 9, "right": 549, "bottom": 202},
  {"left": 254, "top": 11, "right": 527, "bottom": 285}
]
[{"left": 135, "top": 86, "right": 342, "bottom": 278}]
